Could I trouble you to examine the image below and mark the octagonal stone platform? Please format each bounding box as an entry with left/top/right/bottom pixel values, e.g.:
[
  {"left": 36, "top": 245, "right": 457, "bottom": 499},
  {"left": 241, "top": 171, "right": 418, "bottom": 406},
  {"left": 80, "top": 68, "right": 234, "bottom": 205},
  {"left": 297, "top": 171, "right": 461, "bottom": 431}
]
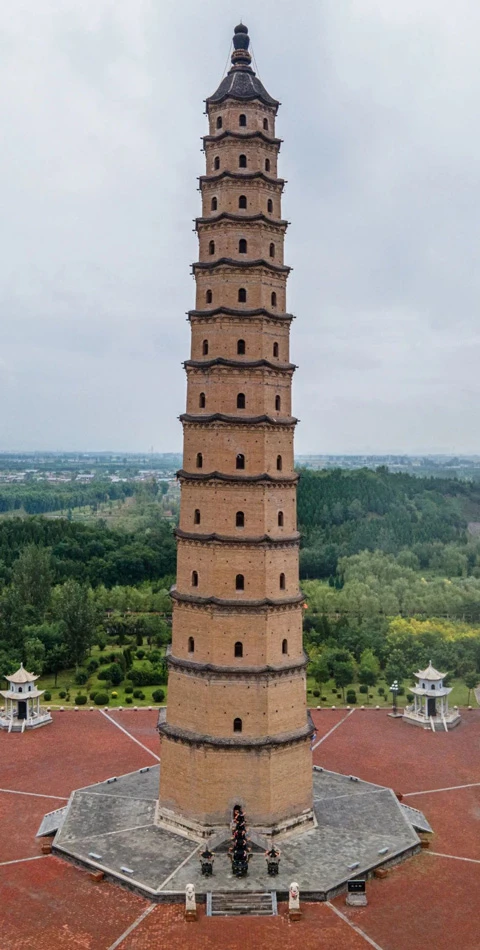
[{"left": 40, "top": 764, "right": 429, "bottom": 901}]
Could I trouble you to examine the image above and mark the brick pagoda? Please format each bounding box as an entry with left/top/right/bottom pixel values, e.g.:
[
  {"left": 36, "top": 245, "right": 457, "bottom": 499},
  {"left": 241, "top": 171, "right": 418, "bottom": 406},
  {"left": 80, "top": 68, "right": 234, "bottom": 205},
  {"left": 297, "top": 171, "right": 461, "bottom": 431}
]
[{"left": 158, "top": 23, "right": 314, "bottom": 838}]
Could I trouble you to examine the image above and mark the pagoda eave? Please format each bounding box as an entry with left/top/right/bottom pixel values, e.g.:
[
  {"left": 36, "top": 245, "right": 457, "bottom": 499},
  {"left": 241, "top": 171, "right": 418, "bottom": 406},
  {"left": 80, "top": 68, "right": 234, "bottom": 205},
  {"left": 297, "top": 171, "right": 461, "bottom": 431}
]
[
  {"left": 171, "top": 589, "right": 304, "bottom": 609},
  {"left": 195, "top": 212, "right": 288, "bottom": 229},
  {"left": 199, "top": 171, "right": 285, "bottom": 189},
  {"left": 188, "top": 307, "right": 295, "bottom": 322},
  {"left": 167, "top": 654, "right": 308, "bottom": 678},
  {"left": 176, "top": 469, "right": 299, "bottom": 485},
  {"left": 179, "top": 412, "right": 297, "bottom": 427},
  {"left": 192, "top": 258, "right": 290, "bottom": 274},
  {"left": 158, "top": 721, "right": 313, "bottom": 751},
  {"left": 184, "top": 357, "right": 296, "bottom": 372},
  {"left": 175, "top": 527, "right": 300, "bottom": 546},
  {"left": 203, "top": 130, "right": 282, "bottom": 147}
]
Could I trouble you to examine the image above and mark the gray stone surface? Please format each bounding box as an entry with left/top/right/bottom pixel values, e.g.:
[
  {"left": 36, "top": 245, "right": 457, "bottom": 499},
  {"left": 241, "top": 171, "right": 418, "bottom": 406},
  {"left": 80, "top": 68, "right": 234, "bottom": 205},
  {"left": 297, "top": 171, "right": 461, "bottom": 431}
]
[
  {"left": 400, "top": 803, "right": 433, "bottom": 833},
  {"left": 50, "top": 765, "right": 426, "bottom": 900},
  {"left": 36, "top": 806, "right": 68, "bottom": 837}
]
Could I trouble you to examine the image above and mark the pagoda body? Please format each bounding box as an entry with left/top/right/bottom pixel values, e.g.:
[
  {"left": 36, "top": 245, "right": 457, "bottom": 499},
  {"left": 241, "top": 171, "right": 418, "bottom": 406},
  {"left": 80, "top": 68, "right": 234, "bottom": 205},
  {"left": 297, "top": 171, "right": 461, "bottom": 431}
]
[
  {"left": 0, "top": 663, "right": 52, "bottom": 732},
  {"left": 158, "top": 25, "right": 314, "bottom": 837},
  {"left": 403, "top": 662, "right": 461, "bottom": 732}
]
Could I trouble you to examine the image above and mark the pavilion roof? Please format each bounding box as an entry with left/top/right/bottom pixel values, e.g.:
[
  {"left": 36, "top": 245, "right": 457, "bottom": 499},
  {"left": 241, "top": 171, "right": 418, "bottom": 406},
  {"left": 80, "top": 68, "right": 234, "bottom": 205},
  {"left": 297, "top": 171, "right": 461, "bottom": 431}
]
[
  {"left": 5, "top": 663, "right": 39, "bottom": 684},
  {"left": 414, "top": 661, "right": 445, "bottom": 682}
]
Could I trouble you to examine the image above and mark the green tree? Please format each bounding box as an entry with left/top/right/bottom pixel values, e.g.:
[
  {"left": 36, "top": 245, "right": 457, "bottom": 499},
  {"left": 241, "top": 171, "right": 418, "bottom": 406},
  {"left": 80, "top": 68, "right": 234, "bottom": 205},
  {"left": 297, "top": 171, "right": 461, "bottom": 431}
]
[
  {"left": 385, "top": 650, "right": 409, "bottom": 689},
  {"left": 23, "top": 637, "right": 46, "bottom": 675},
  {"left": 45, "top": 643, "right": 69, "bottom": 686},
  {"left": 311, "top": 654, "right": 330, "bottom": 695},
  {"left": 54, "top": 580, "right": 96, "bottom": 671},
  {"left": 11, "top": 544, "right": 52, "bottom": 618},
  {"left": 358, "top": 649, "right": 380, "bottom": 687},
  {"left": 464, "top": 670, "right": 478, "bottom": 705},
  {"left": 332, "top": 658, "right": 356, "bottom": 701}
]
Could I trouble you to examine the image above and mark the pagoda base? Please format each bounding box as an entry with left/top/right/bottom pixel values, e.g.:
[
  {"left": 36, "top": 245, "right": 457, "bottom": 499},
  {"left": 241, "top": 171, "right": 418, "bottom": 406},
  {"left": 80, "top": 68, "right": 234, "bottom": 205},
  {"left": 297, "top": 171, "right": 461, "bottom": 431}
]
[
  {"left": 41, "top": 763, "right": 430, "bottom": 902},
  {"left": 155, "top": 803, "right": 316, "bottom": 845}
]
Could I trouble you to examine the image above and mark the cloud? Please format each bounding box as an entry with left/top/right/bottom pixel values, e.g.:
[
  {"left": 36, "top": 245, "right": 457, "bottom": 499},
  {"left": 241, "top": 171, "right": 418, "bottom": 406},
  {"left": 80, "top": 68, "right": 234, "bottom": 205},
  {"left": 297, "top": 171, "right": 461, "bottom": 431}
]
[{"left": 1, "top": 0, "right": 478, "bottom": 451}]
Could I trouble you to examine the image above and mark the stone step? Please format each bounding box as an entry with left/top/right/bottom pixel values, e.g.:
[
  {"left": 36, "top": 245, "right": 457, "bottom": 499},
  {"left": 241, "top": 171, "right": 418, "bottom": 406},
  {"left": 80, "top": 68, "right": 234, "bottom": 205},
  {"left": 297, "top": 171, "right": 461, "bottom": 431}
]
[{"left": 208, "top": 891, "right": 277, "bottom": 917}]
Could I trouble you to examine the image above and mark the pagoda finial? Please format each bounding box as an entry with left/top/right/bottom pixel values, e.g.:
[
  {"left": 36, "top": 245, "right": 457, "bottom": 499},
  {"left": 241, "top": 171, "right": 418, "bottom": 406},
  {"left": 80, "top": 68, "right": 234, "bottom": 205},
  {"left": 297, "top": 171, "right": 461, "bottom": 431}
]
[{"left": 231, "top": 22, "right": 252, "bottom": 68}]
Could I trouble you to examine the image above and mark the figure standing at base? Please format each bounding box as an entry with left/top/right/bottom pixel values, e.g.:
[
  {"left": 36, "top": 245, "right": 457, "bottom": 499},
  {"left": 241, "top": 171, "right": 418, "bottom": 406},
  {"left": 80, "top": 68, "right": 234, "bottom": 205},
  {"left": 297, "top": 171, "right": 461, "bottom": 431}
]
[
  {"left": 265, "top": 845, "right": 281, "bottom": 876},
  {"left": 199, "top": 846, "right": 215, "bottom": 876}
]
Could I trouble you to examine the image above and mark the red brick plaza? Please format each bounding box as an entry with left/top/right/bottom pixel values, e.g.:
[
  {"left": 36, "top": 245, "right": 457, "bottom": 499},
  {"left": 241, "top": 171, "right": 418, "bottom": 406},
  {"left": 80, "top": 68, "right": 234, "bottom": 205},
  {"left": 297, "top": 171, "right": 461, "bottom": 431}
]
[{"left": 0, "top": 707, "right": 479, "bottom": 949}]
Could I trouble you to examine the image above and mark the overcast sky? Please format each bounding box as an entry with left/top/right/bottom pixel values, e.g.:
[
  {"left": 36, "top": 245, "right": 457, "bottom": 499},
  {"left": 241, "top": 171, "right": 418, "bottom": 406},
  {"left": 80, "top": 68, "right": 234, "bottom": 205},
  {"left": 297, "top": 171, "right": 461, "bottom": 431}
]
[{"left": 1, "top": 0, "right": 479, "bottom": 454}]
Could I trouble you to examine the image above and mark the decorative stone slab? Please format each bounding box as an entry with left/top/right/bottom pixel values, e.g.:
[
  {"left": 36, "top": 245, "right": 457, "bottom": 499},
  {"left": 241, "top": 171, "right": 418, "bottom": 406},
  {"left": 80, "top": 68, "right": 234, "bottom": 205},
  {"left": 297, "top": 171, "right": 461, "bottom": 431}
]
[
  {"left": 36, "top": 806, "right": 68, "bottom": 837},
  {"left": 400, "top": 803, "right": 433, "bottom": 834},
  {"left": 346, "top": 893, "right": 368, "bottom": 906}
]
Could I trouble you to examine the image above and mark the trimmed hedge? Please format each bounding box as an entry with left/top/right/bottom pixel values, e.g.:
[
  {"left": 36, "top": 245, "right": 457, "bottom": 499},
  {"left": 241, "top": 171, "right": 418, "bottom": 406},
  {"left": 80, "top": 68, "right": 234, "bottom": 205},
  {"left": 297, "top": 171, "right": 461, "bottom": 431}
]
[
  {"left": 75, "top": 695, "right": 87, "bottom": 705},
  {"left": 94, "top": 692, "right": 109, "bottom": 705},
  {"left": 152, "top": 689, "right": 165, "bottom": 703},
  {"left": 127, "top": 668, "right": 166, "bottom": 687}
]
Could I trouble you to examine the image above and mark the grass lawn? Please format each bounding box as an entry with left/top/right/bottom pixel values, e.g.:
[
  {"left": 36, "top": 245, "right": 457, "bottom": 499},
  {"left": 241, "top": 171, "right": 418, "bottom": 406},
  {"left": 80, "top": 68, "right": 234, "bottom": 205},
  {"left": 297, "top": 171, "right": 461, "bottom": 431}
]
[
  {"left": 39, "top": 641, "right": 168, "bottom": 708},
  {"left": 306, "top": 675, "right": 479, "bottom": 709}
]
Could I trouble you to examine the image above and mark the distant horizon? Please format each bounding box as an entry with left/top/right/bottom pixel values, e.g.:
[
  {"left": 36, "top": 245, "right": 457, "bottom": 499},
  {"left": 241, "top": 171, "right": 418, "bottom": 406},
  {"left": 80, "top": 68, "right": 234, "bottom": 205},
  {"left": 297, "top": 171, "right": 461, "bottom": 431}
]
[{"left": 1, "top": 449, "right": 480, "bottom": 459}]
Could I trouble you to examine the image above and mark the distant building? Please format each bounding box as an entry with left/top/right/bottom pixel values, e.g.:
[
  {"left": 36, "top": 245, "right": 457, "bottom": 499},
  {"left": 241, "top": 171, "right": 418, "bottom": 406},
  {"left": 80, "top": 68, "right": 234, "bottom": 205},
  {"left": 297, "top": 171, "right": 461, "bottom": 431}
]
[
  {"left": 403, "top": 661, "right": 461, "bottom": 732},
  {"left": 0, "top": 664, "right": 52, "bottom": 732}
]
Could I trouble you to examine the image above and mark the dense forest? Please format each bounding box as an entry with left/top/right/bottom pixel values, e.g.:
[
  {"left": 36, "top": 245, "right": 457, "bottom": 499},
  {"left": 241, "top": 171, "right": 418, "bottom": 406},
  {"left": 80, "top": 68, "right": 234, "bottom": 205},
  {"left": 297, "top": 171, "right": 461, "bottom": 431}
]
[
  {"left": 297, "top": 467, "right": 480, "bottom": 578},
  {"left": 0, "top": 466, "right": 479, "bottom": 704}
]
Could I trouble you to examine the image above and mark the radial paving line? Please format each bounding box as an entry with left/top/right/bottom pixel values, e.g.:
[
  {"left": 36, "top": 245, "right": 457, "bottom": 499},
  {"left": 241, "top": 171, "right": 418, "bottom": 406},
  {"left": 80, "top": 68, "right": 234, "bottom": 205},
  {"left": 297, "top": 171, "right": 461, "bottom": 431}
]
[
  {"left": 426, "top": 851, "right": 480, "bottom": 865},
  {"left": 76, "top": 822, "right": 154, "bottom": 841},
  {"left": 100, "top": 710, "right": 160, "bottom": 761},
  {"left": 0, "top": 788, "right": 69, "bottom": 801},
  {"left": 326, "top": 902, "right": 386, "bottom": 950},
  {"left": 107, "top": 903, "right": 157, "bottom": 950},
  {"left": 156, "top": 842, "right": 202, "bottom": 891},
  {"left": 0, "top": 854, "right": 51, "bottom": 868},
  {"left": 403, "top": 781, "right": 480, "bottom": 797},
  {"left": 311, "top": 708, "right": 356, "bottom": 751}
]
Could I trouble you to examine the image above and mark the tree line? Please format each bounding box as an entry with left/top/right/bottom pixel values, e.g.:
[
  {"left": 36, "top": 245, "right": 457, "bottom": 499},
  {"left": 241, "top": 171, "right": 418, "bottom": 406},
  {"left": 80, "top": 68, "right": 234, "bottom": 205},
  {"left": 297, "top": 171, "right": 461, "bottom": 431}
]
[{"left": 0, "top": 479, "right": 135, "bottom": 514}]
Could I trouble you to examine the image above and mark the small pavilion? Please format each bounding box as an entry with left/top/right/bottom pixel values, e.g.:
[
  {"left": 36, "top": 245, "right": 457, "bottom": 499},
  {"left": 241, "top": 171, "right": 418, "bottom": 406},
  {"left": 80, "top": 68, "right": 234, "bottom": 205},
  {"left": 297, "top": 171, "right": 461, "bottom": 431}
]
[
  {"left": 0, "top": 664, "right": 52, "bottom": 732},
  {"left": 403, "top": 661, "right": 461, "bottom": 732}
]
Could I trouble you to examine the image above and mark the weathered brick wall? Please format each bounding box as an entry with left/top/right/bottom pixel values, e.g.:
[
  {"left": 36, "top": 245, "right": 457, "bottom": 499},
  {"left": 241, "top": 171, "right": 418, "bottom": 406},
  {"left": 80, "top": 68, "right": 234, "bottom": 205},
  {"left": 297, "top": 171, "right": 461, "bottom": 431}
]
[
  {"left": 195, "top": 268, "right": 286, "bottom": 313},
  {"left": 160, "top": 736, "right": 313, "bottom": 827},
  {"left": 198, "top": 221, "right": 284, "bottom": 264},
  {"left": 182, "top": 423, "right": 295, "bottom": 474},
  {"left": 185, "top": 367, "right": 292, "bottom": 416},
  {"left": 178, "top": 480, "right": 297, "bottom": 534},
  {"left": 194, "top": 266, "right": 287, "bottom": 313},
  {"left": 167, "top": 668, "right": 307, "bottom": 736},
  {"left": 175, "top": 537, "right": 300, "bottom": 599},
  {"left": 189, "top": 316, "right": 291, "bottom": 362},
  {"left": 207, "top": 101, "right": 277, "bottom": 137},
  {"left": 171, "top": 601, "right": 303, "bottom": 666},
  {"left": 201, "top": 179, "right": 283, "bottom": 218}
]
